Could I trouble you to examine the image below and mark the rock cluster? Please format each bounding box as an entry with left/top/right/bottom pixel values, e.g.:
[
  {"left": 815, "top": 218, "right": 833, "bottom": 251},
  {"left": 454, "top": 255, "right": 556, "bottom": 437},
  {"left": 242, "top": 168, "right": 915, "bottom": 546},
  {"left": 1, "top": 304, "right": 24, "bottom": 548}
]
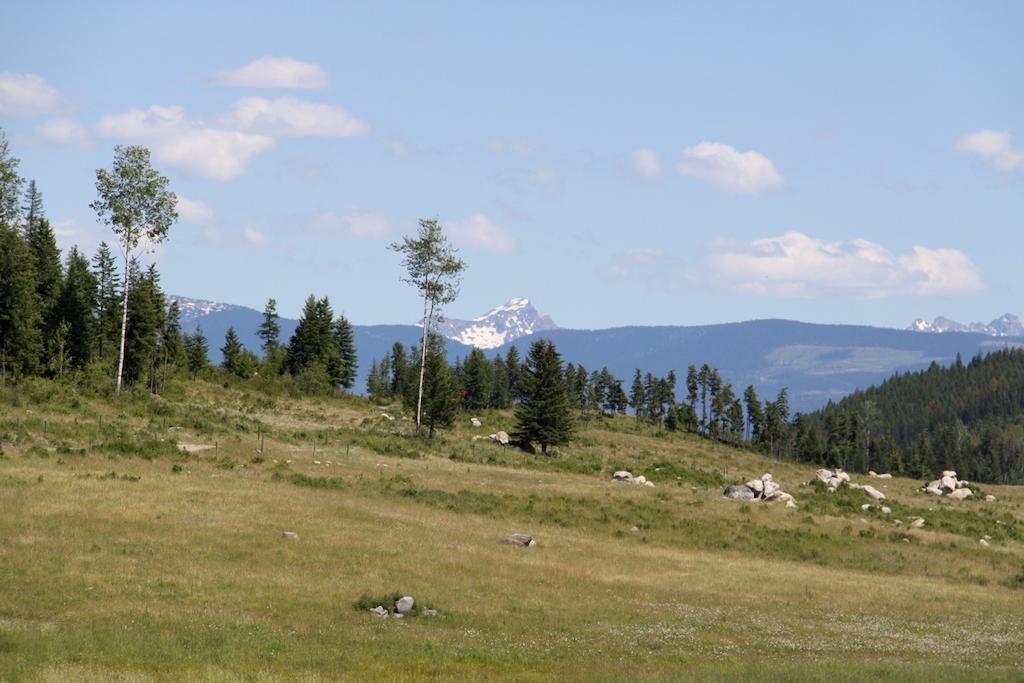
[
  {"left": 923, "top": 471, "right": 973, "bottom": 499},
  {"left": 815, "top": 468, "right": 851, "bottom": 490},
  {"left": 612, "top": 470, "right": 655, "bottom": 488},
  {"left": 723, "top": 473, "right": 796, "bottom": 507},
  {"left": 368, "top": 596, "right": 438, "bottom": 619}
]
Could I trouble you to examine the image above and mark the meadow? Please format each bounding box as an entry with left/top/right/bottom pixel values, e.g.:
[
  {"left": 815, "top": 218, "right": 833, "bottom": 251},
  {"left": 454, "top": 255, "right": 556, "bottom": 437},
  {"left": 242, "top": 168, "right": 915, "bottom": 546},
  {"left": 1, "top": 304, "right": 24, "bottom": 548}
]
[{"left": 1, "top": 378, "right": 1023, "bottom": 681}]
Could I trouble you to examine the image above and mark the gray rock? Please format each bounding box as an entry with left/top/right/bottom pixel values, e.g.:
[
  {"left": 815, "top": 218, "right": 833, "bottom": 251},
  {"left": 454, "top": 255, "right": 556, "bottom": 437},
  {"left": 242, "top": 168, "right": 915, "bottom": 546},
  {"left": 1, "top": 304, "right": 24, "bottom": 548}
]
[
  {"left": 911, "top": 517, "right": 925, "bottom": 528},
  {"left": 876, "top": 473, "right": 893, "bottom": 479},
  {"left": 613, "top": 470, "right": 633, "bottom": 481},
  {"left": 723, "top": 484, "right": 756, "bottom": 500},
  {"left": 470, "top": 418, "right": 482, "bottom": 427},
  {"left": 490, "top": 431, "right": 510, "bottom": 445},
  {"left": 881, "top": 506, "right": 892, "bottom": 514},
  {"left": 746, "top": 479, "right": 764, "bottom": 493},
  {"left": 763, "top": 480, "right": 781, "bottom": 498},
  {"left": 940, "top": 475, "right": 957, "bottom": 492},
  {"left": 422, "top": 608, "right": 438, "bottom": 617},
  {"left": 948, "top": 488, "right": 972, "bottom": 500},
  {"left": 863, "top": 485, "right": 886, "bottom": 500},
  {"left": 985, "top": 494, "right": 996, "bottom": 502},
  {"left": 396, "top": 596, "right": 415, "bottom": 614},
  {"left": 827, "top": 477, "right": 843, "bottom": 489},
  {"left": 942, "top": 470, "right": 957, "bottom": 479},
  {"left": 979, "top": 538, "right": 989, "bottom": 546},
  {"left": 786, "top": 499, "right": 797, "bottom": 509},
  {"left": 925, "top": 485, "right": 944, "bottom": 497},
  {"left": 861, "top": 503, "right": 872, "bottom": 511},
  {"left": 282, "top": 531, "right": 299, "bottom": 540},
  {"left": 369, "top": 606, "right": 389, "bottom": 618},
  {"left": 815, "top": 469, "right": 832, "bottom": 483},
  {"left": 502, "top": 533, "right": 535, "bottom": 546}
]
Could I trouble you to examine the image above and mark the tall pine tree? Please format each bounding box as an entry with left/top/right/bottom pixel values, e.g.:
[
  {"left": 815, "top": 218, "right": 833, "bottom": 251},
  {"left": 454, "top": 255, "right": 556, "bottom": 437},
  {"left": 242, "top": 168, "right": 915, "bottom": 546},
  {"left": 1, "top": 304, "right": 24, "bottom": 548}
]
[{"left": 513, "top": 340, "right": 574, "bottom": 454}]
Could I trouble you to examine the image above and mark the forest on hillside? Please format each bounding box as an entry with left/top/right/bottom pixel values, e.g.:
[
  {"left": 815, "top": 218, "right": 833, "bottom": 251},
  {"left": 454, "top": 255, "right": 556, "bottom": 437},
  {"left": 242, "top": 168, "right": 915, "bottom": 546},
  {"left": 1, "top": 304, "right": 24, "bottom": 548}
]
[{"left": 792, "top": 349, "right": 1024, "bottom": 484}]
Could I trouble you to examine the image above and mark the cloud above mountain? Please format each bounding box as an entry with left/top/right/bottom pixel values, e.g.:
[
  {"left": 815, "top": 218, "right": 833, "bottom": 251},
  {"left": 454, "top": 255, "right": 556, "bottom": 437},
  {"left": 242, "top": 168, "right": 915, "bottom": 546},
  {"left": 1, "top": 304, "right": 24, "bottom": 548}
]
[{"left": 710, "top": 231, "right": 984, "bottom": 299}]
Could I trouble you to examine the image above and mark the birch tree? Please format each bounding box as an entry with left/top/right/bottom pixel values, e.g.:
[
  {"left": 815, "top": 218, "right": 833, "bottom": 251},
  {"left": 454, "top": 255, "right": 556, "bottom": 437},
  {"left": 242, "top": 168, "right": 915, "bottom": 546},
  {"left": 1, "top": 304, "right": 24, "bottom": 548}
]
[
  {"left": 90, "top": 146, "right": 177, "bottom": 394},
  {"left": 389, "top": 219, "right": 465, "bottom": 433}
]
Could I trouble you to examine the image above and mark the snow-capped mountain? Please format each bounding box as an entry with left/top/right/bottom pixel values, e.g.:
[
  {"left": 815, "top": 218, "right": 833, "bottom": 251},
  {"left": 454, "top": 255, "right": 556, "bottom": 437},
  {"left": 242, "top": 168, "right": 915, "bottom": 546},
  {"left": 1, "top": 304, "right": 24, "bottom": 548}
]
[
  {"left": 168, "top": 295, "right": 240, "bottom": 327},
  {"left": 432, "top": 298, "right": 559, "bottom": 349},
  {"left": 906, "top": 313, "right": 1023, "bottom": 337}
]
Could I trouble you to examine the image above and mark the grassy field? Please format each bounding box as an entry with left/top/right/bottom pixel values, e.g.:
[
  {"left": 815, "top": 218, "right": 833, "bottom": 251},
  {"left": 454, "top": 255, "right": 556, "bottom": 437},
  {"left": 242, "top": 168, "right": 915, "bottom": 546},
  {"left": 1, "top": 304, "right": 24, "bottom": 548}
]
[{"left": 2, "top": 378, "right": 1023, "bottom": 681}]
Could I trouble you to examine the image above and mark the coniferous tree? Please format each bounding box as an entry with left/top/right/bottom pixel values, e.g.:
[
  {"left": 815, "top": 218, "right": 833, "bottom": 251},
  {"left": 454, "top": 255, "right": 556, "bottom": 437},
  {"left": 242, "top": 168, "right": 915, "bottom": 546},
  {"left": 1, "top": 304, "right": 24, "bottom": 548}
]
[
  {"left": 743, "top": 385, "right": 763, "bottom": 443},
  {"left": 333, "top": 313, "right": 357, "bottom": 390},
  {"left": 462, "top": 348, "right": 493, "bottom": 411},
  {"left": 184, "top": 326, "right": 209, "bottom": 379},
  {"left": 490, "top": 355, "right": 510, "bottom": 408},
  {"left": 390, "top": 342, "right": 408, "bottom": 398},
  {"left": 257, "top": 298, "right": 281, "bottom": 354},
  {"left": 0, "top": 128, "right": 23, "bottom": 228},
  {"left": 0, "top": 224, "right": 42, "bottom": 381},
  {"left": 123, "top": 262, "right": 166, "bottom": 390},
  {"left": 221, "top": 326, "right": 243, "bottom": 374},
  {"left": 629, "top": 369, "right": 645, "bottom": 419},
  {"left": 505, "top": 345, "right": 522, "bottom": 401},
  {"left": 513, "top": 339, "right": 574, "bottom": 454},
  {"left": 160, "top": 300, "right": 186, "bottom": 370},
  {"left": 91, "top": 242, "right": 120, "bottom": 361},
  {"left": 420, "top": 334, "right": 458, "bottom": 438},
  {"left": 55, "top": 246, "right": 97, "bottom": 370}
]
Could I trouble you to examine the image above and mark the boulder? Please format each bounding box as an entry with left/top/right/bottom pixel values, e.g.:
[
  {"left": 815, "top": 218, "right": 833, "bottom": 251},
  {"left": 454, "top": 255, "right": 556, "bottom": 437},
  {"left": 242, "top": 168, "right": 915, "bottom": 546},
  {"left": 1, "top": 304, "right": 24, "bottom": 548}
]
[
  {"left": 761, "top": 473, "right": 774, "bottom": 483},
  {"left": 815, "top": 469, "right": 832, "bottom": 483},
  {"left": 980, "top": 538, "right": 990, "bottom": 546},
  {"left": 910, "top": 517, "right": 925, "bottom": 528},
  {"left": 868, "top": 470, "right": 878, "bottom": 477},
  {"left": 876, "top": 473, "right": 893, "bottom": 479},
  {"left": 369, "top": 606, "right": 389, "bottom": 618},
  {"left": 490, "top": 431, "right": 510, "bottom": 445},
  {"left": 863, "top": 485, "right": 886, "bottom": 501},
  {"left": 762, "top": 481, "right": 780, "bottom": 498},
  {"left": 502, "top": 533, "right": 535, "bottom": 547},
  {"left": 881, "top": 506, "right": 891, "bottom": 514},
  {"left": 786, "top": 499, "right": 797, "bottom": 509},
  {"left": 282, "top": 531, "right": 299, "bottom": 541},
  {"left": 723, "top": 484, "right": 756, "bottom": 500},
  {"left": 776, "top": 492, "right": 794, "bottom": 503},
  {"left": 861, "top": 503, "right": 872, "bottom": 511},
  {"left": 942, "top": 470, "right": 957, "bottom": 478},
  {"left": 925, "top": 485, "right": 944, "bottom": 497},
  {"left": 948, "top": 488, "right": 972, "bottom": 500},
  {"left": 827, "top": 477, "right": 843, "bottom": 489},
  {"left": 746, "top": 479, "right": 765, "bottom": 493},
  {"left": 635, "top": 475, "right": 648, "bottom": 485},
  {"left": 613, "top": 470, "right": 634, "bottom": 482},
  {"left": 847, "top": 482, "right": 864, "bottom": 490},
  {"left": 470, "top": 418, "right": 482, "bottom": 428},
  {"left": 835, "top": 470, "right": 851, "bottom": 483},
  {"left": 395, "top": 596, "right": 415, "bottom": 615},
  {"left": 985, "top": 494, "right": 996, "bottom": 502},
  {"left": 940, "top": 476, "right": 957, "bottom": 492},
  {"left": 644, "top": 480, "right": 656, "bottom": 488}
]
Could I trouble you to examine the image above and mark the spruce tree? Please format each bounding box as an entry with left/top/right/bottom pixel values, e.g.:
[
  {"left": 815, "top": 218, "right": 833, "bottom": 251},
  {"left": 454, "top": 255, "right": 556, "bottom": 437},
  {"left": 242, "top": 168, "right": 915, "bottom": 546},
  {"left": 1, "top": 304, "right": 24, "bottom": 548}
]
[
  {"left": 184, "top": 326, "right": 209, "bottom": 379},
  {"left": 160, "top": 300, "right": 186, "bottom": 370},
  {"left": 91, "top": 242, "right": 121, "bottom": 361},
  {"left": 221, "top": 326, "right": 243, "bottom": 374},
  {"left": 123, "top": 262, "right": 166, "bottom": 389},
  {"left": 0, "top": 128, "right": 23, "bottom": 228},
  {"left": 390, "top": 342, "right": 408, "bottom": 398},
  {"left": 257, "top": 298, "right": 280, "bottom": 354},
  {"left": 333, "top": 313, "right": 357, "bottom": 390},
  {"left": 513, "top": 339, "right": 574, "bottom": 454},
  {"left": 462, "top": 348, "right": 493, "bottom": 411},
  {"left": 505, "top": 346, "right": 521, "bottom": 400},
  {"left": 0, "top": 224, "right": 42, "bottom": 381},
  {"left": 420, "top": 334, "right": 458, "bottom": 438},
  {"left": 629, "top": 369, "right": 645, "bottom": 419},
  {"left": 55, "top": 246, "right": 98, "bottom": 370},
  {"left": 25, "top": 215, "right": 65, "bottom": 367}
]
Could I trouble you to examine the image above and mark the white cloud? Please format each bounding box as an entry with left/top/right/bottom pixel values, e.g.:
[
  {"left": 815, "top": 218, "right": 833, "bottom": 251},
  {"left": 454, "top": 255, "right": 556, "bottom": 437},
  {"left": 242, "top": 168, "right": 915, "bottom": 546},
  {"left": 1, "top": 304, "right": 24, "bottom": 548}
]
[
  {"left": 243, "top": 225, "right": 267, "bottom": 246},
  {"left": 307, "top": 211, "right": 391, "bottom": 238},
  {"left": 444, "top": 213, "right": 515, "bottom": 253},
  {"left": 52, "top": 218, "right": 99, "bottom": 254},
  {"left": 678, "top": 141, "right": 783, "bottom": 194},
  {"left": 225, "top": 97, "right": 369, "bottom": 138},
  {"left": 211, "top": 57, "right": 329, "bottom": 90},
  {"left": 97, "top": 105, "right": 275, "bottom": 181},
  {"left": 954, "top": 129, "right": 1024, "bottom": 172},
  {"left": 174, "top": 194, "right": 214, "bottom": 225},
  {"left": 0, "top": 72, "right": 63, "bottom": 117},
  {"left": 709, "top": 231, "right": 984, "bottom": 299},
  {"left": 628, "top": 148, "right": 661, "bottom": 180},
  {"left": 34, "top": 118, "right": 90, "bottom": 147}
]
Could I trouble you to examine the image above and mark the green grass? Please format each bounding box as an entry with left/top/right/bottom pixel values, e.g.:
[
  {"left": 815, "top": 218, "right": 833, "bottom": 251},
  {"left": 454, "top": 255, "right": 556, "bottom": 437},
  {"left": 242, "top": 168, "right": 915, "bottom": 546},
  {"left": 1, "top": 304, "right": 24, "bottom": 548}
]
[{"left": 1, "top": 376, "right": 1023, "bottom": 680}]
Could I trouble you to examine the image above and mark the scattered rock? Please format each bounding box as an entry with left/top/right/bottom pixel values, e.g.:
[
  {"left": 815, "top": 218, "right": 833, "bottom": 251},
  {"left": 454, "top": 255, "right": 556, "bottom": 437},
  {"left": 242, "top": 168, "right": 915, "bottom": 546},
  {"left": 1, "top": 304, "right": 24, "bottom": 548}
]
[
  {"left": 922, "top": 471, "right": 974, "bottom": 498},
  {"left": 470, "top": 418, "right": 482, "bottom": 428},
  {"left": 948, "top": 488, "right": 973, "bottom": 500},
  {"left": 863, "top": 485, "right": 886, "bottom": 501},
  {"left": 282, "top": 531, "right": 299, "bottom": 541},
  {"left": 861, "top": 503, "right": 872, "bottom": 511},
  {"left": 369, "top": 606, "right": 389, "bottom": 618},
  {"left": 489, "top": 431, "right": 510, "bottom": 445},
  {"left": 723, "top": 484, "right": 756, "bottom": 501},
  {"left": 380, "top": 413, "right": 395, "bottom": 422},
  {"left": 613, "top": 470, "right": 633, "bottom": 481},
  {"left": 422, "top": 608, "right": 438, "bottom": 617},
  {"left": 881, "top": 506, "right": 891, "bottom": 514},
  {"left": 980, "top": 538, "right": 990, "bottom": 547},
  {"left": 613, "top": 471, "right": 655, "bottom": 488},
  {"left": 630, "top": 525, "right": 640, "bottom": 533},
  {"left": 395, "top": 596, "right": 415, "bottom": 614},
  {"left": 816, "top": 468, "right": 851, "bottom": 490},
  {"left": 910, "top": 517, "right": 925, "bottom": 529},
  {"left": 502, "top": 533, "right": 536, "bottom": 547},
  {"left": 985, "top": 494, "right": 996, "bottom": 502},
  {"left": 786, "top": 499, "right": 797, "bottom": 509},
  {"left": 868, "top": 470, "right": 877, "bottom": 477},
  {"left": 724, "top": 474, "right": 795, "bottom": 505}
]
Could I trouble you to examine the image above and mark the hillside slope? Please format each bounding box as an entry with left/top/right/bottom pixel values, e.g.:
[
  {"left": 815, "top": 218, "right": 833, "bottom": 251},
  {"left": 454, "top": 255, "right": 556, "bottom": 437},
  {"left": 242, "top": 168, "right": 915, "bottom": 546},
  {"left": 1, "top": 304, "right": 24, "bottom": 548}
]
[{"left": 1, "top": 379, "right": 1023, "bottom": 679}]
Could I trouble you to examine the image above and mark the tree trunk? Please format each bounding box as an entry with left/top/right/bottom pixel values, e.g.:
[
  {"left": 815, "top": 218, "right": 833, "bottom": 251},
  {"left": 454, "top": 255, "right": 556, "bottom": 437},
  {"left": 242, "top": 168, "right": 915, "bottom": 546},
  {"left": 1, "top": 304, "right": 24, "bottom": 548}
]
[
  {"left": 415, "top": 297, "right": 431, "bottom": 433},
  {"left": 115, "top": 255, "right": 130, "bottom": 394}
]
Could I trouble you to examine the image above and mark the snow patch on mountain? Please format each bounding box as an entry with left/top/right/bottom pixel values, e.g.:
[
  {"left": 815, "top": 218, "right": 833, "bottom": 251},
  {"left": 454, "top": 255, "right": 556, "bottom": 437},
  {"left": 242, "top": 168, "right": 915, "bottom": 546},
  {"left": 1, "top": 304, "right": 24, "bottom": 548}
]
[
  {"left": 168, "top": 295, "right": 240, "bottom": 325},
  {"left": 432, "top": 298, "right": 559, "bottom": 349},
  {"left": 906, "top": 313, "right": 1023, "bottom": 337}
]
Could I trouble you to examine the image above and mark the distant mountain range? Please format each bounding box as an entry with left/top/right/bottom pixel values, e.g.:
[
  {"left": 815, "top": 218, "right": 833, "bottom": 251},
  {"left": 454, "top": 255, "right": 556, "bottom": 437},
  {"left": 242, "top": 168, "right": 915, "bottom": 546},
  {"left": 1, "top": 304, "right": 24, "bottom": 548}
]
[
  {"left": 170, "top": 295, "right": 1024, "bottom": 413},
  {"left": 907, "top": 313, "right": 1023, "bottom": 337}
]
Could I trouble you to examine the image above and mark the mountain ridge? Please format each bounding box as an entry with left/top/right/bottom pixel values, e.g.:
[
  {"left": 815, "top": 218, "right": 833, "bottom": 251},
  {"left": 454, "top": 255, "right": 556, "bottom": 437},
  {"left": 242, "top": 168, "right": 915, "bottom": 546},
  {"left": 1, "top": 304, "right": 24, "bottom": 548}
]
[{"left": 907, "top": 313, "right": 1023, "bottom": 337}]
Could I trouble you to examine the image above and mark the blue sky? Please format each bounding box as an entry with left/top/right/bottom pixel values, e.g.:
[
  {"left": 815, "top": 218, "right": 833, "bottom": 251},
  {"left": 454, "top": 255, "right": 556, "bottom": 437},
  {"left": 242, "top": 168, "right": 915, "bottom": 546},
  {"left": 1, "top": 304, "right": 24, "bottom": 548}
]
[{"left": 2, "top": 1, "right": 1021, "bottom": 329}]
